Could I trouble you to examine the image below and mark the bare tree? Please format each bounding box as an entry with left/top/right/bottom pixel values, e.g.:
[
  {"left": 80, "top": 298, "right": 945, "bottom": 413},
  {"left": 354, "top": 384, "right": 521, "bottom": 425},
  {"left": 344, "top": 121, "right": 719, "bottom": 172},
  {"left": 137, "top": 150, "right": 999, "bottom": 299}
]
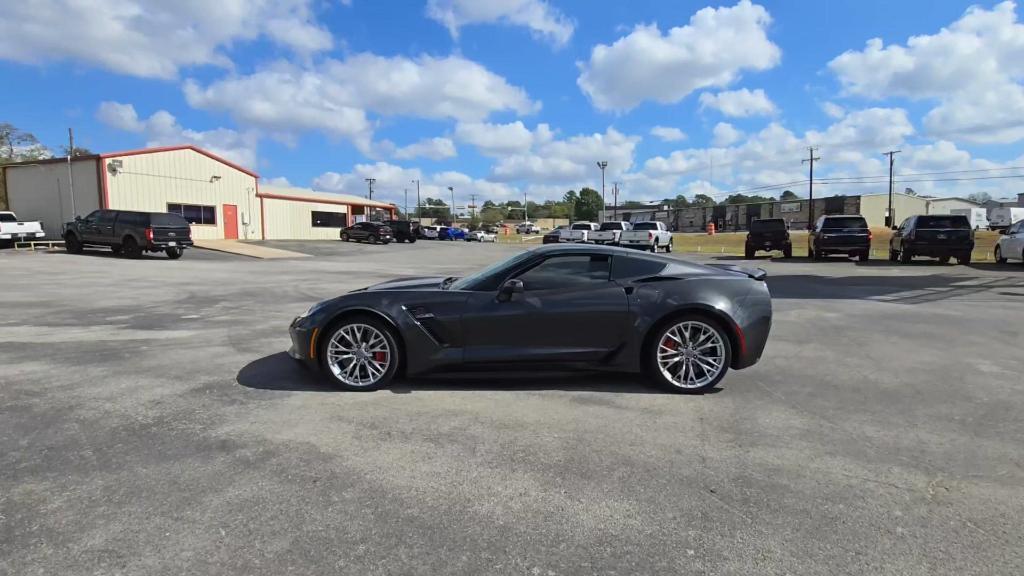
[{"left": 0, "top": 123, "right": 51, "bottom": 163}]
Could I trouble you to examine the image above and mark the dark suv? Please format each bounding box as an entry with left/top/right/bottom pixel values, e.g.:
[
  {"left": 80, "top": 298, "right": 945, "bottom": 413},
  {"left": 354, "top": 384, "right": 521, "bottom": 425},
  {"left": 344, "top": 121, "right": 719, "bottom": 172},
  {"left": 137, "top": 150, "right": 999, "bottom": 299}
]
[
  {"left": 64, "top": 210, "right": 192, "bottom": 259},
  {"left": 340, "top": 221, "right": 393, "bottom": 244},
  {"left": 745, "top": 218, "right": 792, "bottom": 258},
  {"left": 889, "top": 215, "right": 974, "bottom": 264},
  {"left": 383, "top": 219, "right": 419, "bottom": 243},
  {"left": 808, "top": 215, "right": 871, "bottom": 261}
]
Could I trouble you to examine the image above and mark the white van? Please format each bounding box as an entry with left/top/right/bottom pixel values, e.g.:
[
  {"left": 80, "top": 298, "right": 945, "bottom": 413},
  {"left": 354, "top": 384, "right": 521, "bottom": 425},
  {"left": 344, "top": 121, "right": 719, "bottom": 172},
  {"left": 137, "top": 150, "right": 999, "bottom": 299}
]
[
  {"left": 949, "top": 208, "right": 989, "bottom": 230},
  {"left": 989, "top": 207, "right": 1024, "bottom": 230}
]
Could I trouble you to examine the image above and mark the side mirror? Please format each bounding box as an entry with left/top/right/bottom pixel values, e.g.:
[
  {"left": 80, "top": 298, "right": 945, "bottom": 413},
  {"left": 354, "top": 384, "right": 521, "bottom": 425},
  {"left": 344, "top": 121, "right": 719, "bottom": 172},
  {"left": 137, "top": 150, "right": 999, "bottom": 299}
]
[
  {"left": 74, "top": 215, "right": 82, "bottom": 222},
  {"left": 998, "top": 229, "right": 1007, "bottom": 235},
  {"left": 497, "top": 278, "right": 524, "bottom": 302}
]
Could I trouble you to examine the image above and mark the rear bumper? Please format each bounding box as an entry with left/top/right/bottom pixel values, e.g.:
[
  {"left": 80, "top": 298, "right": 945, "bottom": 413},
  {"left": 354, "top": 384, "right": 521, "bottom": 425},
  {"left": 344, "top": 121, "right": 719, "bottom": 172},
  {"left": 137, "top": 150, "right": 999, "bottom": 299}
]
[
  {"left": 746, "top": 241, "right": 791, "bottom": 251},
  {"left": 817, "top": 243, "right": 869, "bottom": 254},
  {"left": 148, "top": 240, "right": 193, "bottom": 250},
  {"left": 904, "top": 243, "right": 974, "bottom": 257}
]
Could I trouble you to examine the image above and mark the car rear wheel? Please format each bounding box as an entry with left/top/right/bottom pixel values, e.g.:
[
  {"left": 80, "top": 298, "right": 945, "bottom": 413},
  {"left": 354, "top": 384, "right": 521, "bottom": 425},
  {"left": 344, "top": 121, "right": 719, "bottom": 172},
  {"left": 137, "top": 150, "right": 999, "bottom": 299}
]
[
  {"left": 649, "top": 241, "right": 658, "bottom": 253},
  {"left": 957, "top": 254, "right": 971, "bottom": 265},
  {"left": 166, "top": 247, "right": 184, "bottom": 259},
  {"left": 858, "top": 251, "right": 870, "bottom": 262},
  {"left": 938, "top": 255, "right": 951, "bottom": 264},
  {"left": 320, "top": 316, "right": 399, "bottom": 391},
  {"left": 665, "top": 240, "right": 672, "bottom": 253},
  {"left": 64, "top": 234, "right": 83, "bottom": 254},
  {"left": 994, "top": 246, "right": 1006, "bottom": 264},
  {"left": 782, "top": 246, "right": 792, "bottom": 258},
  {"left": 341, "top": 233, "right": 350, "bottom": 242},
  {"left": 368, "top": 234, "right": 378, "bottom": 244},
  {"left": 899, "top": 249, "right": 912, "bottom": 264},
  {"left": 744, "top": 247, "right": 754, "bottom": 259},
  {"left": 648, "top": 317, "right": 731, "bottom": 393},
  {"left": 122, "top": 237, "right": 142, "bottom": 259}
]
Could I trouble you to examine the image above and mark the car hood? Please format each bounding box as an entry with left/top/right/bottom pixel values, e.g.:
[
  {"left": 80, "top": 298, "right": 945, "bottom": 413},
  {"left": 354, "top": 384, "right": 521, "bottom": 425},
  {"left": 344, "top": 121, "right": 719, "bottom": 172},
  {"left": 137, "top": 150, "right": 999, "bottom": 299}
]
[{"left": 356, "top": 275, "right": 448, "bottom": 292}]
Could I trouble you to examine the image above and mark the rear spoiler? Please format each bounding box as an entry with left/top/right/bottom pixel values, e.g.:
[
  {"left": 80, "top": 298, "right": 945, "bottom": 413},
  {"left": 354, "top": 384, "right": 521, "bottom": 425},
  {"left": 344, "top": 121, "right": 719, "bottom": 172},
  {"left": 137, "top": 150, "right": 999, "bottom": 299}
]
[{"left": 707, "top": 264, "right": 767, "bottom": 281}]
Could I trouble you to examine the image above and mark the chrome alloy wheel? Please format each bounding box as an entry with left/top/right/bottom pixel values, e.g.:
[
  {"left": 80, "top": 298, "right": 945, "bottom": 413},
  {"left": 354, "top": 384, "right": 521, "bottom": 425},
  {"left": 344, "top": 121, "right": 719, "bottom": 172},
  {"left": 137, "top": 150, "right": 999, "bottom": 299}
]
[
  {"left": 326, "top": 323, "right": 392, "bottom": 387},
  {"left": 657, "top": 321, "right": 726, "bottom": 389}
]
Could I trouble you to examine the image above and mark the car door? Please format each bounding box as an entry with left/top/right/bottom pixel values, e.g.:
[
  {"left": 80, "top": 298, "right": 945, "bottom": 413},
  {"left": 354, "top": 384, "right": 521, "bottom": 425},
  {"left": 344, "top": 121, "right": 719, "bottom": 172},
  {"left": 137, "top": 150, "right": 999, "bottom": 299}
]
[
  {"left": 1006, "top": 221, "right": 1024, "bottom": 259},
  {"left": 85, "top": 210, "right": 116, "bottom": 244},
  {"left": 891, "top": 218, "right": 912, "bottom": 252},
  {"left": 460, "top": 253, "right": 629, "bottom": 364}
]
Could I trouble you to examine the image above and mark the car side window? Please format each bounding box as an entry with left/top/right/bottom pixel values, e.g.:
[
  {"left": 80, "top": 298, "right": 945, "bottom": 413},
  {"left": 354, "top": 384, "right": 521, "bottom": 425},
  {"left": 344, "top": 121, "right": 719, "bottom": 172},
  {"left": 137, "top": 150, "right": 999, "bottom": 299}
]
[
  {"left": 898, "top": 218, "right": 911, "bottom": 232},
  {"left": 96, "top": 211, "right": 117, "bottom": 226},
  {"left": 611, "top": 255, "right": 666, "bottom": 280},
  {"left": 516, "top": 255, "right": 611, "bottom": 291}
]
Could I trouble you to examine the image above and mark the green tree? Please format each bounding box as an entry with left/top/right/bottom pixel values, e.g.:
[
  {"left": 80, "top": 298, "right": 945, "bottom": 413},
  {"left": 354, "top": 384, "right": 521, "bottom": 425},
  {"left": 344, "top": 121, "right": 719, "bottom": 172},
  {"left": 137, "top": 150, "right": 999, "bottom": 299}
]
[
  {"left": 670, "top": 194, "right": 690, "bottom": 208},
  {"left": 780, "top": 190, "right": 800, "bottom": 200},
  {"left": 723, "top": 193, "right": 775, "bottom": 205},
  {"left": 575, "top": 187, "right": 603, "bottom": 221},
  {"left": 480, "top": 206, "right": 506, "bottom": 224},
  {"left": 692, "top": 194, "right": 716, "bottom": 207},
  {"left": 482, "top": 200, "right": 497, "bottom": 209},
  {"left": 0, "top": 123, "right": 50, "bottom": 163},
  {"left": 60, "top": 145, "right": 94, "bottom": 157}
]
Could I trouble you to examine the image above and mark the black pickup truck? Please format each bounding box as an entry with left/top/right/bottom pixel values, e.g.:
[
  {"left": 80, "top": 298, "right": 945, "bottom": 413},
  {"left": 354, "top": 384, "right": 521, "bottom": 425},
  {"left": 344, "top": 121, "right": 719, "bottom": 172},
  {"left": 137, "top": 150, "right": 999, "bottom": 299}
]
[
  {"left": 889, "top": 214, "right": 974, "bottom": 264},
  {"left": 808, "top": 215, "right": 872, "bottom": 262},
  {"left": 64, "top": 209, "right": 193, "bottom": 259},
  {"left": 745, "top": 218, "right": 792, "bottom": 258}
]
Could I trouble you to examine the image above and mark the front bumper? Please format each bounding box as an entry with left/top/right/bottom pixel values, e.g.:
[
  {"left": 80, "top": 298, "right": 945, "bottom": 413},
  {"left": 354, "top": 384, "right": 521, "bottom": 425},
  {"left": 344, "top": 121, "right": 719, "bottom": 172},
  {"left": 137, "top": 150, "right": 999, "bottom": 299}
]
[{"left": 288, "top": 316, "right": 317, "bottom": 366}]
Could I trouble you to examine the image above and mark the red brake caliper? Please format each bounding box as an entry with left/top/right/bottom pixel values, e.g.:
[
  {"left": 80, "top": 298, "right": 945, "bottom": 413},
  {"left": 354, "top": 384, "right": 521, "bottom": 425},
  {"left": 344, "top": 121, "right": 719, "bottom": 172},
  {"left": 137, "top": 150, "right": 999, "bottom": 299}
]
[{"left": 374, "top": 351, "right": 387, "bottom": 363}]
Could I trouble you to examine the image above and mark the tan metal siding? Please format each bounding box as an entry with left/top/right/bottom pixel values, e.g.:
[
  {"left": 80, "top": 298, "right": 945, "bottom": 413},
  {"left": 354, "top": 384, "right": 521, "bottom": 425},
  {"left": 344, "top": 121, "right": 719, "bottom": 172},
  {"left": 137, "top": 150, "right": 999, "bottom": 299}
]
[
  {"left": 104, "top": 149, "right": 260, "bottom": 240},
  {"left": 262, "top": 197, "right": 349, "bottom": 240},
  {"left": 859, "top": 194, "right": 929, "bottom": 227},
  {"left": 6, "top": 160, "right": 100, "bottom": 238}
]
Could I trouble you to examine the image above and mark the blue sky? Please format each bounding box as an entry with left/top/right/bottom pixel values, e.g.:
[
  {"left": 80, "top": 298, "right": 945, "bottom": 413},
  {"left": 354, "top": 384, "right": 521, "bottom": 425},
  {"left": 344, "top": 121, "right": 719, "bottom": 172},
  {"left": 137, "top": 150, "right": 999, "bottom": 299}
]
[{"left": 3, "top": 1, "right": 1022, "bottom": 207}]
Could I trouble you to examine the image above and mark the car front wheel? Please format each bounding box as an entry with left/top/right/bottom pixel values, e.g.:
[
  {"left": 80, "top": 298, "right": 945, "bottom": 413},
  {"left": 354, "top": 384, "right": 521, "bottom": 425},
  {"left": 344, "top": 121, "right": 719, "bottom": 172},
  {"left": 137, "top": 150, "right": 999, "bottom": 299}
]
[
  {"left": 65, "top": 234, "right": 83, "bottom": 254},
  {"left": 647, "top": 316, "right": 731, "bottom": 393},
  {"left": 320, "top": 316, "right": 399, "bottom": 391},
  {"left": 994, "top": 245, "right": 1006, "bottom": 264}
]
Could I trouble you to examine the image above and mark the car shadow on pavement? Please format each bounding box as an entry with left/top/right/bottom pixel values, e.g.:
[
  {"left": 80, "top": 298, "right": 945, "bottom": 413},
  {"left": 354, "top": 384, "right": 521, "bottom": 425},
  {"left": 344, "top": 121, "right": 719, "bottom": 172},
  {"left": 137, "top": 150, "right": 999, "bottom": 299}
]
[{"left": 236, "top": 352, "right": 720, "bottom": 395}]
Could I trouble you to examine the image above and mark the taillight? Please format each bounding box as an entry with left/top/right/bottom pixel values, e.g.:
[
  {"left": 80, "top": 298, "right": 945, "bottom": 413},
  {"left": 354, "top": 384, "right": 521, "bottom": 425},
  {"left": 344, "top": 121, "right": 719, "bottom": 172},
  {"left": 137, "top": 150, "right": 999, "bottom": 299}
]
[
  {"left": 868, "top": 230, "right": 873, "bottom": 241},
  {"left": 145, "top": 227, "right": 154, "bottom": 242},
  {"left": 648, "top": 231, "right": 654, "bottom": 240}
]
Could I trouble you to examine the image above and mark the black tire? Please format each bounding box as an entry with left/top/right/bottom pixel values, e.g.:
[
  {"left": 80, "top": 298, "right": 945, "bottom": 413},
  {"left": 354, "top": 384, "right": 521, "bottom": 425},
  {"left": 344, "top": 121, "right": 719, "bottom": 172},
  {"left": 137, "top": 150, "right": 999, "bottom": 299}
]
[
  {"left": 408, "top": 237, "right": 416, "bottom": 244},
  {"left": 994, "top": 246, "right": 1006, "bottom": 264},
  {"left": 665, "top": 240, "right": 672, "bottom": 253},
  {"left": 367, "top": 234, "right": 378, "bottom": 245},
  {"left": 645, "top": 314, "right": 732, "bottom": 394},
  {"left": 64, "top": 234, "right": 83, "bottom": 254},
  {"left": 122, "top": 236, "right": 142, "bottom": 259},
  {"left": 110, "top": 245, "right": 123, "bottom": 256},
  {"left": 166, "top": 247, "right": 184, "bottom": 259},
  {"left": 341, "top": 233, "right": 350, "bottom": 242},
  {"left": 649, "top": 241, "right": 658, "bottom": 253},
  {"left": 858, "top": 251, "right": 870, "bottom": 262},
  {"left": 745, "top": 248, "right": 755, "bottom": 259},
  {"left": 319, "top": 314, "right": 400, "bottom": 391},
  {"left": 899, "top": 249, "right": 912, "bottom": 264},
  {"left": 888, "top": 248, "right": 898, "bottom": 262},
  {"left": 938, "top": 255, "right": 951, "bottom": 264},
  {"left": 782, "top": 246, "right": 792, "bottom": 258},
  {"left": 957, "top": 254, "right": 971, "bottom": 265}
]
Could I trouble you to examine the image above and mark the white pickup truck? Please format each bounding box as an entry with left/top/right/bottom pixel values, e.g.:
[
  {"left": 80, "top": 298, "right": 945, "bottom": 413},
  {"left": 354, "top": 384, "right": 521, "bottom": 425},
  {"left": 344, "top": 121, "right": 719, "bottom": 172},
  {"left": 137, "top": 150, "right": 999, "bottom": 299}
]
[
  {"left": 588, "top": 221, "right": 632, "bottom": 245},
  {"left": 561, "top": 221, "right": 600, "bottom": 243},
  {"left": 0, "top": 211, "right": 45, "bottom": 246},
  {"left": 618, "top": 221, "right": 673, "bottom": 252}
]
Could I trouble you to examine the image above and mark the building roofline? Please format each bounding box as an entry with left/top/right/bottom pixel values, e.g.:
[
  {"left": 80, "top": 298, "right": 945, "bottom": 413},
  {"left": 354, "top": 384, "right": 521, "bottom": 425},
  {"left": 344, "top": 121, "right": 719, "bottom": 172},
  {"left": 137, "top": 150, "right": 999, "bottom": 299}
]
[
  {"left": 100, "top": 145, "right": 259, "bottom": 178},
  {"left": 2, "top": 155, "right": 100, "bottom": 168}
]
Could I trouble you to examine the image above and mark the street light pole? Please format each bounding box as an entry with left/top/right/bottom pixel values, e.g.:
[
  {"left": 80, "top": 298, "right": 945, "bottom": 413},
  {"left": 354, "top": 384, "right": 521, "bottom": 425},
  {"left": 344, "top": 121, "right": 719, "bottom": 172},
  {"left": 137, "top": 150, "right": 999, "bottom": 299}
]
[
  {"left": 447, "top": 186, "right": 455, "bottom": 224},
  {"left": 404, "top": 188, "right": 408, "bottom": 220},
  {"left": 411, "top": 179, "right": 421, "bottom": 223},
  {"left": 596, "top": 161, "right": 608, "bottom": 223},
  {"left": 364, "top": 177, "right": 376, "bottom": 200}
]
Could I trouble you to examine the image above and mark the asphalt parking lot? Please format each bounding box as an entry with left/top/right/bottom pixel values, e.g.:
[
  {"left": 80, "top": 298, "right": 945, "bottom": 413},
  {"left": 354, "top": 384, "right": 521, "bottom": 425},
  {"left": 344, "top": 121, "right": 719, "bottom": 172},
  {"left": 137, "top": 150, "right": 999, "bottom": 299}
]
[{"left": 2, "top": 242, "right": 1023, "bottom": 575}]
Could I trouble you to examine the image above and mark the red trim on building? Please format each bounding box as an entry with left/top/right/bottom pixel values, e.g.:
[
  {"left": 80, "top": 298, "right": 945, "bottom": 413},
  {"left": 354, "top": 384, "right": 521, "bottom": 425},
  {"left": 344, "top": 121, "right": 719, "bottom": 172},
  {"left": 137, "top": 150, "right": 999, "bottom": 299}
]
[
  {"left": 257, "top": 192, "right": 370, "bottom": 208},
  {"left": 99, "top": 158, "right": 110, "bottom": 209},
  {"left": 257, "top": 179, "right": 267, "bottom": 240},
  {"left": 100, "top": 144, "right": 259, "bottom": 178}
]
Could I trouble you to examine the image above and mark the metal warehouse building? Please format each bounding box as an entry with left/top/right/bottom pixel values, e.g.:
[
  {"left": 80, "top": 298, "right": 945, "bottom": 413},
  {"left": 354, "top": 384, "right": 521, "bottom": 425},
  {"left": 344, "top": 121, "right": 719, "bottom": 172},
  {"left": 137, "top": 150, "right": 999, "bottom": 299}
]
[{"left": 2, "top": 145, "right": 394, "bottom": 240}]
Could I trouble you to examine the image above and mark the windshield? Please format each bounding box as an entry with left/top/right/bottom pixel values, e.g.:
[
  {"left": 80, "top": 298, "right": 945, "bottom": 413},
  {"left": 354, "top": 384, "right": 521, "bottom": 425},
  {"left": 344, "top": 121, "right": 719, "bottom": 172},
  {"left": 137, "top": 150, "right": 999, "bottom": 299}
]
[
  {"left": 633, "top": 222, "right": 658, "bottom": 230},
  {"left": 916, "top": 216, "right": 970, "bottom": 229},
  {"left": 599, "top": 222, "right": 627, "bottom": 231},
  {"left": 150, "top": 213, "right": 189, "bottom": 227},
  {"left": 822, "top": 217, "right": 867, "bottom": 229},
  {"left": 571, "top": 223, "right": 593, "bottom": 230},
  {"left": 0, "top": 213, "right": 16, "bottom": 222},
  {"left": 750, "top": 219, "right": 786, "bottom": 232},
  {"left": 449, "top": 250, "right": 534, "bottom": 291}
]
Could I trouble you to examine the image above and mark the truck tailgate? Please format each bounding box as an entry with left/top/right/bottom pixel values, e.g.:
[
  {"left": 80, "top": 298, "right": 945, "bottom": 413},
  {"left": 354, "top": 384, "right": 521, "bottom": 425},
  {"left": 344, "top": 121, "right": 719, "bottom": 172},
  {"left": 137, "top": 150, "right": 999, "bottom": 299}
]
[{"left": 914, "top": 228, "right": 972, "bottom": 246}]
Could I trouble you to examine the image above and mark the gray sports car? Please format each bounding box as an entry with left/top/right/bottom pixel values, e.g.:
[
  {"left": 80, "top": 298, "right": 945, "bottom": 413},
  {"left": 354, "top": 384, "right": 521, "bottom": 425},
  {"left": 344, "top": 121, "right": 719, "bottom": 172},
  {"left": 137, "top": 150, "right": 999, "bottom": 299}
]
[{"left": 288, "top": 244, "right": 772, "bottom": 392}]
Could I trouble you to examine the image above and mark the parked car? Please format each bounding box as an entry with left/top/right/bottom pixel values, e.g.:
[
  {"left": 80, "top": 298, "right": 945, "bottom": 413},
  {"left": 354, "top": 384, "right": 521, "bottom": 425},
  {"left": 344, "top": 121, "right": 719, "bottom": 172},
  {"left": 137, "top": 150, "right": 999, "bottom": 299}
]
[
  {"left": 989, "top": 207, "right": 1024, "bottom": 231},
  {"left": 438, "top": 226, "right": 466, "bottom": 241},
  {"left": 619, "top": 221, "right": 673, "bottom": 253},
  {"left": 0, "top": 211, "right": 45, "bottom": 247},
  {"left": 994, "top": 219, "right": 1024, "bottom": 264},
  {"left": 889, "top": 214, "right": 974, "bottom": 264},
  {"left": 516, "top": 222, "right": 541, "bottom": 234},
  {"left": 288, "top": 244, "right": 772, "bottom": 393},
  {"left": 466, "top": 230, "right": 497, "bottom": 242},
  {"left": 543, "top": 225, "right": 568, "bottom": 244},
  {"left": 589, "top": 221, "right": 632, "bottom": 245},
  {"left": 563, "top": 222, "right": 600, "bottom": 243},
  {"left": 63, "top": 209, "right": 192, "bottom": 259},
  {"left": 483, "top": 224, "right": 500, "bottom": 234},
  {"left": 745, "top": 218, "right": 792, "bottom": 258},
  {"left": 340, "top": 222, "right": 393, "bottom": 244},
  {"left": 383, "top": 219, "right": 419, "bottom": 243},
  {"left": 419, "top": 226, "right": 440, "bottom": 240},
  {"left": 808, "top": 215, "right": 871, "bottom": 261}
]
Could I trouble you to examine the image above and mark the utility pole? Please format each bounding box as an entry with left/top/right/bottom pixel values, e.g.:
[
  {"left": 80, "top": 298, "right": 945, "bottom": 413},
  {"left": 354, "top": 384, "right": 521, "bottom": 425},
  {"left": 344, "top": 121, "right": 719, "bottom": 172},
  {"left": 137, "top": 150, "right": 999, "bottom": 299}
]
[
  {"left": 469, "top": 193, "right": 477, "bottom": 219},
  {"left": 411, "top": 179, "right": 421, "bottom": 223},
  {"left": 801, "top": 147, "right": 820, "bottom": 229},
  {"left": 596, "top": 161, "right": 608, "bottom": 223},
  {"left": 364, "top": 177, "right": 375, "bottom": 200},
  {"left": 67, "top": 128, "right": 77, "bottom": 215},
  {"left": 612, "top": 182, "right": 620, "bottom": 221},
  {"left": 404, "top": 188, "right": 408, "bottom": 220},
  {"left": 883, "top": 150, "right": 902, "bottom": 228},
  {"left": 524, "top": 191, "right": 528, "bottom": 222},
  {"left": 447, "top": 186, "right": 455, "bottom": 224}
]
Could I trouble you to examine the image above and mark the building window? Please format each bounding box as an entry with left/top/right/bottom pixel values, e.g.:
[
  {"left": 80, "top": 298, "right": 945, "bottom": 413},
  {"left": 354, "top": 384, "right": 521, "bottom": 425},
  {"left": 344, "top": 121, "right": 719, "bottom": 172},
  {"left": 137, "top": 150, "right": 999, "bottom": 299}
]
[
  {"left": 311, "top": 211, "right": 347, "bottom": 228},
  {"left": 167, "top": 203, "right": 216, "bottom": 225}
]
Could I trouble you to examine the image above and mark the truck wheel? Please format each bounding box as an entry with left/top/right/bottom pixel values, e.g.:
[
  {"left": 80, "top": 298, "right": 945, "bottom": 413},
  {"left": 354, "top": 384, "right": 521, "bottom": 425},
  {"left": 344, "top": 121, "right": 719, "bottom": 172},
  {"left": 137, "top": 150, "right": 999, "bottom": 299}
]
[
  {"left": 858, "top": 251, "right": 870, "bottom": 262},
  {"left": 938, "top": 255, "right": 950, "bottom": 264},
  {"left": 122, "top": 237, "right": 142, "bottom": 259},
  {"left": 994, "top": 246, "right": 1006, "bottom": 264},
  {"left": 744, "top": 248, "right": 754, "bottom": 259},
  {"left": 957, "top": 254, "right": 972, "bottom": 265},
  {"left": 64, "top": 234, "right": 83, "bottom": 254},
  {"left": 649, "top": 241, "right": 658, "bottom": 253},
  {"left": 888, "top": 248, "right": 898, "bottom": 262},
  {"left": 166, "top": 247, "right": 184, "bottom": 259},
  {"left": 110, "top": 246, "right": 123, "bottom": 256},
  {"left": 899, "top": 249, "right": 912, "bottom": 264},
  {"left": 783, "top": 246, "right": 792, "bottom": 258},
  {"left": 665, "top": 240, "right": 672, "bottom": 253}
]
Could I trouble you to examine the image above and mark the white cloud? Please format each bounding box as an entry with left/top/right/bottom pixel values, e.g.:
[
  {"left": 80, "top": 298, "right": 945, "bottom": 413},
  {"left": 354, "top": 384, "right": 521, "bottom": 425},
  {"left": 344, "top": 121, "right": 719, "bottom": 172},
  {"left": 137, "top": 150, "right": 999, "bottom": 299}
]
[
  {"left": 650, "top": 126, "right": 687, "bottom": 142},
  {"left": 821, "top": 101, "right": 846, "bottom": 119},
  {"left": 184, "top": 54, "right": 538, "bottom": 153},
  {"left": 698, "top": 88, "right": 776, "bottom": 117},
  {"left": 828, "top": 1, "right": 1024, "bottom": 143},
  {"left": 576, "top": 1, "right": 780, "bottom": 111},
  {"left": 712, "top": 122, "right": 743, "bottom": 146},
  {"left": 313, "top": 162, "right": 519, "bottom": 206},
  {"left": 393, "top": 137, "right": 457, "bottom": 161},
  {"left": 490, "top": 127, "right": 641, "bottom": 184},
  {"left": 96, "top": 102, "right": 257, "bottom": 168},
  {"left": 0, "top": 0, "right": 332, "bottom": 79},
  {"left": 453, "top": 121, "right": 553, "bottom": 156},
  {"left": 264, "top": 176, "right": 291, "bottom": 187},
  {"left": 426, "top": 0, "right": 574, "bottom": 47}
]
